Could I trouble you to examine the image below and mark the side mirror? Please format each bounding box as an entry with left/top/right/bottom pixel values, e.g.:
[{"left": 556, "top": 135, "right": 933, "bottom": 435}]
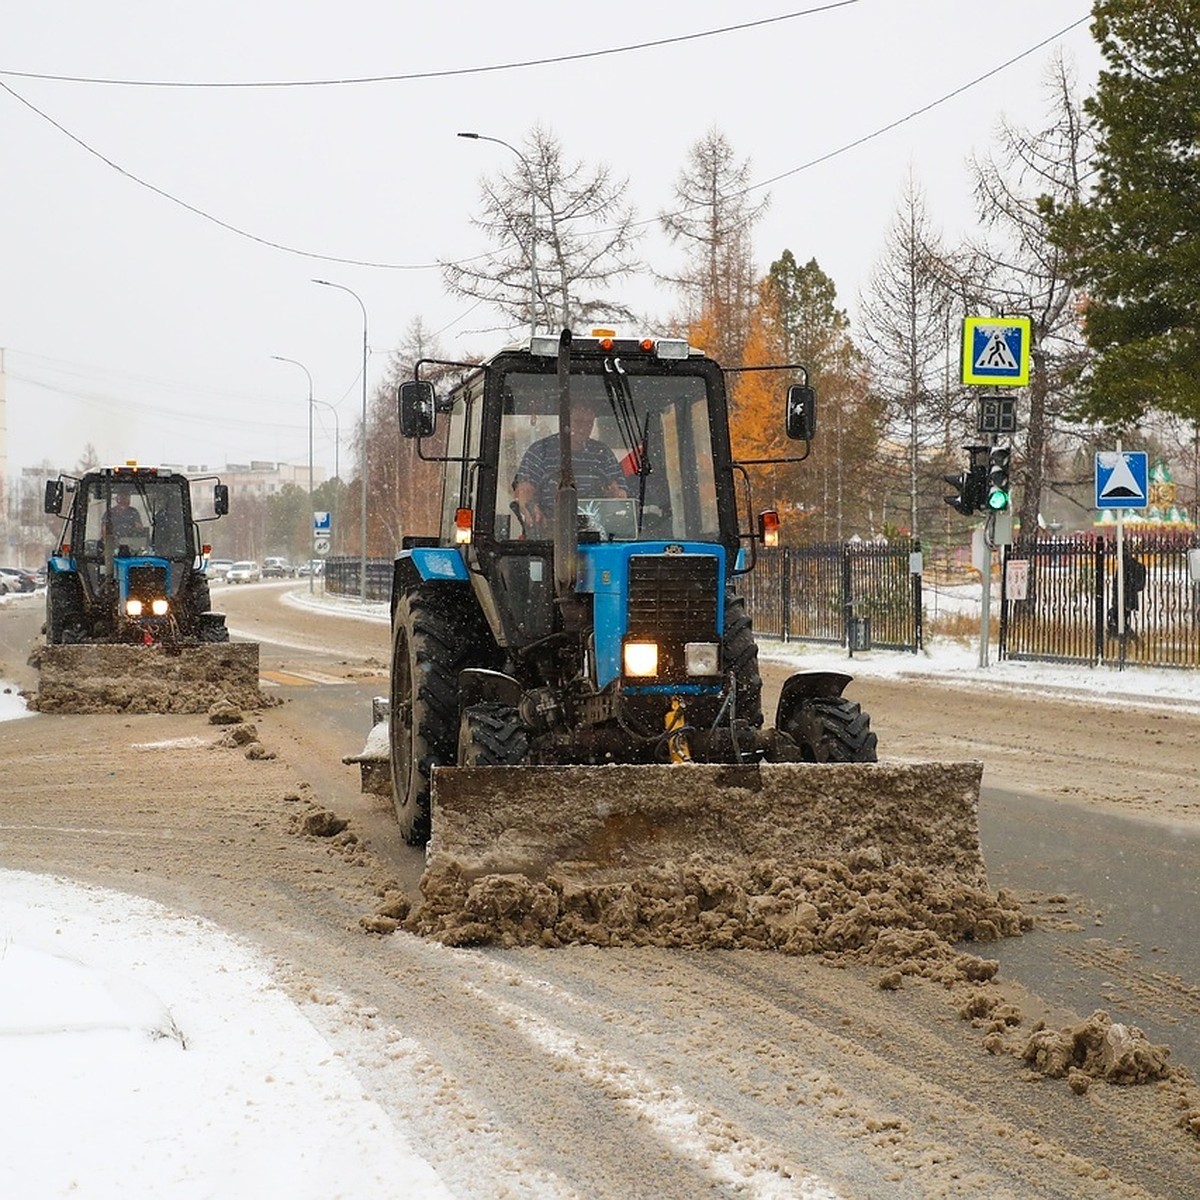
[
  {"left": 213, "top": 483, "right": 230, "bottom": 516},
  {"left": 399, "top": 380, "right": 436, "bottom": 438},
  {"left": 44, "top": 480, "right": 64, "bottom": 515},
  {"left": 785, "top": 384, "right": 816, "bottom": 441}
]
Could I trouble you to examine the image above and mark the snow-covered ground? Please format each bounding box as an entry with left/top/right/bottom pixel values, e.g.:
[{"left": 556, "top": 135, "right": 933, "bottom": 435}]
[
  {"left": 2, "top": 580, "right": 1196, "bottom": 1197},
  {"left": 0, "top": 872, "right": 452, "bottom": 1200}
]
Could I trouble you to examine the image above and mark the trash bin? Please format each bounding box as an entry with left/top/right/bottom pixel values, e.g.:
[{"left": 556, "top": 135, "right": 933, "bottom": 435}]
[{"left": 848, "top": 616, "right": 871, "bottom": 652}]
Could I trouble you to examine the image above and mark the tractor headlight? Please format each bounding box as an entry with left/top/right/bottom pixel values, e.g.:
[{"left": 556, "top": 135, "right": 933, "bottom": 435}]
[
  {"left": 623, "top": 640, "right": 659, "bottom": 677},
  {"left": 125, "top": 599, "right": 143, "bottom": 617},
  {"left": 685, "top": 642, "right": 720, "bottom": 676},
  {"left": 151, "top": 598, "right": 169, "bottom": 616}
]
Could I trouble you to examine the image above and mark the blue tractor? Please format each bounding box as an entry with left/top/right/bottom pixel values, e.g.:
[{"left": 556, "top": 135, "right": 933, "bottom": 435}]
[
  {"left": 43, "top": 464, "right": 232, "bottom": 646},
  {"left": 360, "top": 330, "right": 885, "bottom": 849}
]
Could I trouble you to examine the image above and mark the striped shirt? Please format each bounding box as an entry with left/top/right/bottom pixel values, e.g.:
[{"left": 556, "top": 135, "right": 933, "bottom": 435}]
[{"left": 514, "top": 435, "right": 627, "bottom": 512}]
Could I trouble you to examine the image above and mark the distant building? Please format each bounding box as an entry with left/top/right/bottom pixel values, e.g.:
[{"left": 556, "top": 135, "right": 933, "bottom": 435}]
[{"left": 191, "top": 461, "right": 327, "bottom": 498}]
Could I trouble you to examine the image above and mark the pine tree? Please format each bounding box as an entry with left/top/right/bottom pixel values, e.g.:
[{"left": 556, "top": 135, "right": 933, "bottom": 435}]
[{"left": 1045, "top": 0, "right": 1200, "bottom": 426}]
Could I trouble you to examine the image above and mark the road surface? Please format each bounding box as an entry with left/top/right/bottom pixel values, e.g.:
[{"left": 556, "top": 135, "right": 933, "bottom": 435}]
[{"left": 2, "top": 583, "right": 1199, "bottom": 1197}]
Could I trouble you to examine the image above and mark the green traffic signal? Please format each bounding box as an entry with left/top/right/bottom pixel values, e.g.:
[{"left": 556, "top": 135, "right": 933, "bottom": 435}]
[{"left": 987, "top": 446, "right": 1011, "bottom": 512}]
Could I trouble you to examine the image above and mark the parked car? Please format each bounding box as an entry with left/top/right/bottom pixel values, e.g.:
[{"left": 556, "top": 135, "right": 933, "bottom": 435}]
[
  {"left": 226, "top": 561, "right": 261, "bottom": 584},
  {"left": 262, "top": 557, "right": 294, "bottom": 579},
  {"left": 296, "top": 559, "right": 325, "bottom": 578},
  {"left": 0, "top": 566, "right": 39, "bottom": 593},
  {"left": 207, "top": 558, "right": 234, "bottom": 580}
]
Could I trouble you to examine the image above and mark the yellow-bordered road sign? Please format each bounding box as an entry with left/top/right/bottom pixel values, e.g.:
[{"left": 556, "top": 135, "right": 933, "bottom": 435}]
[{"left": 961, "top": 316, "right": 1031, "bottom": 386}]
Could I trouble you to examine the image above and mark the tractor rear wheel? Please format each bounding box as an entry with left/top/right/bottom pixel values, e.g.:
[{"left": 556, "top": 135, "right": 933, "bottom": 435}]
[
  {"left": 46, "top": 575, "right": 85, "bottom": 645},
  {"left": 779, "top": 697, "right": 878, "bottom": 763},
  {"left": 389, "top": 587, "right": 492, "bottom": 845},
  {"left": 458, "top": 702, "right": 529, "bottom": 768}
]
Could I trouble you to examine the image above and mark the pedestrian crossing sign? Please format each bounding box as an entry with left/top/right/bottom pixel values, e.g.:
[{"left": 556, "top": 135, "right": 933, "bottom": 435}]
[{"left": 961, "top": 316, "right": 1031, "bottom": 386}]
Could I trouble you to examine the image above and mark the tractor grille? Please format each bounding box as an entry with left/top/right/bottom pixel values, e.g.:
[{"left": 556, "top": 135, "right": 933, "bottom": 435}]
[
  {"left": 128, "top": 563, "right": 168, "bottom": 603},
  {"left": 626, "top": 554, "right": 719, "bottom": 643}
]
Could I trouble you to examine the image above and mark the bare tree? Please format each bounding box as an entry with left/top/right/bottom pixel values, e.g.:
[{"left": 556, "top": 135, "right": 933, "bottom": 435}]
[
  {"left": 658, "top": 129, "right": 769, "bottom": 367},
  {"left": 443, "top": 126, "right": 643, "bottom": 334},
  {"left": 858, "top": 177, "right": 958, "bottom": 537},
  {"left": 956, "top": 53, "right": 1095, "bottom": 538}
]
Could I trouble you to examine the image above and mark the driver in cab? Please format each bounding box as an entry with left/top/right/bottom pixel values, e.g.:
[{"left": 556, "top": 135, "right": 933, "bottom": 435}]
[
  {"left": 512, "top": 394, "right": 627, "bottom": 532},
  {"left": 102, "top": 489, "right": 148, "bottom": 547}
]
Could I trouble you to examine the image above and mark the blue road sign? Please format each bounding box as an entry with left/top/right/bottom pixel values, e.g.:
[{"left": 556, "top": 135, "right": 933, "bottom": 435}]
[
  {"left": 312, "top": 510, "right": 332, "bottom": 533},
  {"left": 961, "top": 317, "right": 1031, "bottom": 386},
  {"left": 1095, "top": 451, "right": 1149, "bottom": 510}
]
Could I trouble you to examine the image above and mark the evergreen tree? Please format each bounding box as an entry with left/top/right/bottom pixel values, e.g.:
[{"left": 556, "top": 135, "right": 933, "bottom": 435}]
[
  {"left": 734, "top": 256, "right": 882, "bottom": 540},
  {"left": 1045, "top": 0, "right": 1200, "bottom": 427}
]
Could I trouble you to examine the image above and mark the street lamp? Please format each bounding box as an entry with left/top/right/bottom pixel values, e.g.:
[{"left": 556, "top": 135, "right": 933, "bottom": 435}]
[
  {"left": 312, "top": 279, "right": 369, "bottom": 604},
  {"left": 270, "top": 354, "right": 316, "bottom": 595},
  {"left": 312, "top": 398, "right": 340, "bottom": 556},
  {"left": 458, "top": 131, "right": 538, "bottom": 338}
]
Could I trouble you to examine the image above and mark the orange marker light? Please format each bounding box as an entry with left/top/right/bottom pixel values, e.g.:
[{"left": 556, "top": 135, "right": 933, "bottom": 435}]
[
  {"left": 454, "top": 507, "right": 473, "bottom": 545},
  {"left": 759, "top": 509, "right": 781, "bottom": 548}
]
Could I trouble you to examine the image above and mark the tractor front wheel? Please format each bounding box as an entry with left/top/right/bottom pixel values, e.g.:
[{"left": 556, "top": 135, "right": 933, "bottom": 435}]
[
  {"left": 458, "top": 702, "right": 529, "bottom": 768},
  {"left": 779, "top": 697, "right": 878, "bottom": 763}
]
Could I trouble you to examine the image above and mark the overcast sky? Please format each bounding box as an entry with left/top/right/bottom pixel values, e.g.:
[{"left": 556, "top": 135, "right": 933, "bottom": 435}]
[{"left": 1, "top": 1, "right": 1101, "bottom": 479}]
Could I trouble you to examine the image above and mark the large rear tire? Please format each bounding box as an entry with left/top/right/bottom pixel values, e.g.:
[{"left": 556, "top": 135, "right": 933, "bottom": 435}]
[
  {"left": 723, "top": 593, "right": 763, "bottom": 727},
  {"left": 46, "top": 575, "right": 85, "bottom": 645},
  {"left": 780, "top": 697, "right": 878, "bottom": 763},
  {"left": 390, "top": 587, "right": 493, "bottom": 845}
]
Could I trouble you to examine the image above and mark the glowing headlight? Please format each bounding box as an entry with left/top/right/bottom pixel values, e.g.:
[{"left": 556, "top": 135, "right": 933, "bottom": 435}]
[
  {"left": 623, "top": 640, "right": 659, "bottom": 677},
  {"left": 151, "top": 598, "right": 169, "bottom": 616},
  {"left": 125, "top": 599, "right": 143, "bottom": 616},
  {"left": 685, "top": 642, "right": 720, "bottom": 676}
]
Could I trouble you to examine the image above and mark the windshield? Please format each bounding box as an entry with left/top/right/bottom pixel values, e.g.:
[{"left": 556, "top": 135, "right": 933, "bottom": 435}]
[
  {"left": 82, "top": 478, "right": 189, "bottom": 559},
  {"left": 495, "top": 368, "right": 719, "bottom": 543}
]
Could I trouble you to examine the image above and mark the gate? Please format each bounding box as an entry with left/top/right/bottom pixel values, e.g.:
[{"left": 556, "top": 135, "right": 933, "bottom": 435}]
[{"left": 744, "top": 541, "right": 922, "bottom": 653}]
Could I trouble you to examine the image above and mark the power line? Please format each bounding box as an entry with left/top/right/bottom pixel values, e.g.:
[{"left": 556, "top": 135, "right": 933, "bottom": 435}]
[
  {"left": 0, "top": 14, "right": 1093, "bottom": 272},
  {"left": 0, "top": 4, "right": 860, "bottom": 89},
  {"left": 743, "top": 15, "right": 1092, "bottom": 195}
]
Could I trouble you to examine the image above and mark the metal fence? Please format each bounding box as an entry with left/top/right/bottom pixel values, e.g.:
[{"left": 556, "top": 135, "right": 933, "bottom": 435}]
[
  {"left": 325, "top": 555, "right": 392, "bottom": 602},
  {"left": 1000, "top": 533, "right": 1200, "bottom": 668},
  {"left": 327, "top": 541, "right": 925, "bottom": 655},
  {"left": 743, "top": 541, "right": 923, "bottom": 654}
]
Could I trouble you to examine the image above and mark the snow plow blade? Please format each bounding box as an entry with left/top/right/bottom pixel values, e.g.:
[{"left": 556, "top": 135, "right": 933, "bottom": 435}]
[
  {"left": 28, "top": 642, "right": 262, "bottom": 714},
  {"left": 410, "top": 761, "right": 993, "bottom": 947}
]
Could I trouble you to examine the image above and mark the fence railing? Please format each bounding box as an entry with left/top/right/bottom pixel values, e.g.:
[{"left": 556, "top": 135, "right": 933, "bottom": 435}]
[
  {"left": 741, "top": 540, "right": 923, "bottom": 654},
  {"left": 1000, "top": 533, "right": 1200, "bottom": 668},
  {"left": 324, "top": 556, "right": 392, "bottom": 603},
  {"left": 324, "top": 534, "right": 1200, "bottom": 670}
]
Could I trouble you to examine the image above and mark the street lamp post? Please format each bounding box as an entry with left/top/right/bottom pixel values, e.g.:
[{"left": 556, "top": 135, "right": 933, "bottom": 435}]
[
  {"left": 313, "top": 279, "right": 369, "bottom": 604},
  {"left": 311, "top": 398, "right": 340, "bottom": 556},
  {"left": 458, "top": 131, "right": 538, "bottom": 338},
  {"left": 270, "top": 354, "right": 316, "bottom": 594}
]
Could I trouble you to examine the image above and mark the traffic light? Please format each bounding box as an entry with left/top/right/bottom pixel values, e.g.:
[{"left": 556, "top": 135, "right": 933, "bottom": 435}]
[
  {"left": 943, "top": 469, "right": 974, "bottom": 515},
  {"left": 944, "top": 446, "right": 989, "bottom": 515},
  {"left": 987, "top": 446, "right": 1012, "bottom": 512}
]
